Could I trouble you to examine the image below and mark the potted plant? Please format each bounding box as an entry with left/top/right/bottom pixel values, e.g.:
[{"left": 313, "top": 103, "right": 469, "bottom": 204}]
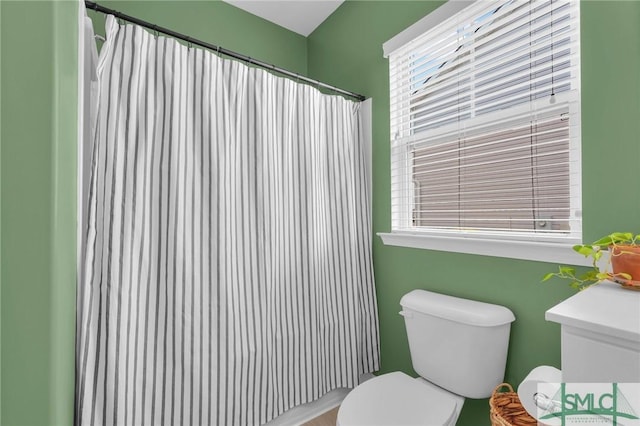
[{"left": 543, "top": 232, "right": 640, "bottom": 291}]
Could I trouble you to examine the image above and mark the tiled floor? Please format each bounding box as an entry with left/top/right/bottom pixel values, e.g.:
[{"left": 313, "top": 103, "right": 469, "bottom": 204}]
[{"left": 301, "top": 406, "right": 339, "bottom": 426}]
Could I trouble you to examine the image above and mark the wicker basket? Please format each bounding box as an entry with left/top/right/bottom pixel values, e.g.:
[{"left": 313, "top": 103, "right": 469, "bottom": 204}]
[{"left": 489, "top": 383, "right": 538, "bottom": 426}]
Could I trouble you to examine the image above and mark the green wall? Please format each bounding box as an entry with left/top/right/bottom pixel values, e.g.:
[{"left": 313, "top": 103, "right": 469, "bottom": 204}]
[
  {"left": 307, "top": 1, "right": 640, "bottom": 424},
  {"left": 1, "top": 1, "right": 78, "bottom": 425}
]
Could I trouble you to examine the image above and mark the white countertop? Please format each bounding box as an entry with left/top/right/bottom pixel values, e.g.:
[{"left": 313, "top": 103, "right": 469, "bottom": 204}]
[{"left": 545, "top": 281, "right": 640, "bottom": 343}]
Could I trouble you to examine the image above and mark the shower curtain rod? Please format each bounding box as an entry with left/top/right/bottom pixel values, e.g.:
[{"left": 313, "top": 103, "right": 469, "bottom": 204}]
[{"left": 85, "top": 1, "right": 366, "bottom": 102}]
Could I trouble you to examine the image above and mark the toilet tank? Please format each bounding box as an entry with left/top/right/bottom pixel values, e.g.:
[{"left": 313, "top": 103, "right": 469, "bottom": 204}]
[{"left": 400, "top": 290, "right": 515, "bottom": 399}]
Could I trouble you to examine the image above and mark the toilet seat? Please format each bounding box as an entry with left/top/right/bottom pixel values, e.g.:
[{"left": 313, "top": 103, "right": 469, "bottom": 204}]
[{"left": 337, "top": 372, "right": 462, "bottom": 426}]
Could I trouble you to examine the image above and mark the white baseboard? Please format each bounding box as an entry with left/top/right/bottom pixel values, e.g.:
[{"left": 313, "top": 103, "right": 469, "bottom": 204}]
[{"left": 266, "top": 373, "right": 374, "bottom": 426}]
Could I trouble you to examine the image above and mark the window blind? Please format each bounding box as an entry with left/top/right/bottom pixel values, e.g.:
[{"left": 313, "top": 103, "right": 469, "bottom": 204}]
[{"left": 389, "top": 0, "right": 581, "bottom": 240}]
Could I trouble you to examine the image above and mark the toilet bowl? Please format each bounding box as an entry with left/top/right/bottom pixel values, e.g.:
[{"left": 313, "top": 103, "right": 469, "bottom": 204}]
[
  {"left": 337, "top": 289, "right": 515, "bottom": 426},
  {"left": 337, "top": 372, "right": 464, "bottom": 426}
]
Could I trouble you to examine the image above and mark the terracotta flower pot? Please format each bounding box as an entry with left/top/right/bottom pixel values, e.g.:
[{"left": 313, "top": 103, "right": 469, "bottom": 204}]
[{"left": 610, "top": 245, "right": 640, "bottom": 282}]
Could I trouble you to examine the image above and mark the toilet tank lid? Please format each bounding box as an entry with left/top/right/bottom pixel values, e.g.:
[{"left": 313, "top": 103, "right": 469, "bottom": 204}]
[{"left": 400, "top": 290, "right": 515, "bottom": 327}]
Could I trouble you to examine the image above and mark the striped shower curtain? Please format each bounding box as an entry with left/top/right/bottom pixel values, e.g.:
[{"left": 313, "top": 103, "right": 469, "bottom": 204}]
[{"left": 76, "top": 16, "right": 379, "bottom": 426}]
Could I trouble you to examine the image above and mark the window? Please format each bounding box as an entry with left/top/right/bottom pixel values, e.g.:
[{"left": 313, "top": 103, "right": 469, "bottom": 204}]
[{"left": 380, "top": 0, "right": 583, "bottom": 264}]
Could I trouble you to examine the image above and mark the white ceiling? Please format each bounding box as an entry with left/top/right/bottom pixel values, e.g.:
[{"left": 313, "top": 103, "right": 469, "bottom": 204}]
[{"left": 222, "top": 0, "right": 344, "bottom": 37}]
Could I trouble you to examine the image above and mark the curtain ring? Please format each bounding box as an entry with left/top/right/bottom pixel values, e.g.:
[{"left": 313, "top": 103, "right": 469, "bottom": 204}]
[
  {"left": 185, "top": 36, "right": 192, "bottom": 49},
  {"left": 152, "top": 25, "right": 159, "bottom": 38}
]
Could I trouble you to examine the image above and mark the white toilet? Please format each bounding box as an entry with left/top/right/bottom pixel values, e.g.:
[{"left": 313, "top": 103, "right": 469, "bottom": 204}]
[{"left": 337, "top": 289, "right": 515, "bottom": 426}]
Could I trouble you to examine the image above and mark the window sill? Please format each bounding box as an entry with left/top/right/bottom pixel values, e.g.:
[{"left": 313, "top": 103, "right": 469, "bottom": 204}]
[{"left": 378, "top": 231, "right": 592, "bottom": 266}]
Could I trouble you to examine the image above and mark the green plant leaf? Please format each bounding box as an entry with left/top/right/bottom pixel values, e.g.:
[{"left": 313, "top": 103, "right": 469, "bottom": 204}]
[
  {"left": 592, "top": 236, "right": 615, "bottom": 247},
  {"left": 542, "top": 273, "right": 556, "bottom": 282},
  {"left": 559, "top": 266, "right": 575, "bottom": 275},
  {"left": 581, "top": 270, "right": 599, "bottom": 281},
  {"left": 608, "top": 233, "right": 633, "bottom": 246},
  {"left": 573, "top": 245, "right": 593, "bottom": 256},
  {"left": 612, "top": 232, "right": 633, "bottom": 241}
]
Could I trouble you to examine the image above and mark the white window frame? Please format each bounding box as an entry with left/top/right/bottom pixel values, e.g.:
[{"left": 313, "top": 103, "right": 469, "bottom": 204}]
[{"left": 379, "top": 0, "right": 587, "bottom": 266}]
